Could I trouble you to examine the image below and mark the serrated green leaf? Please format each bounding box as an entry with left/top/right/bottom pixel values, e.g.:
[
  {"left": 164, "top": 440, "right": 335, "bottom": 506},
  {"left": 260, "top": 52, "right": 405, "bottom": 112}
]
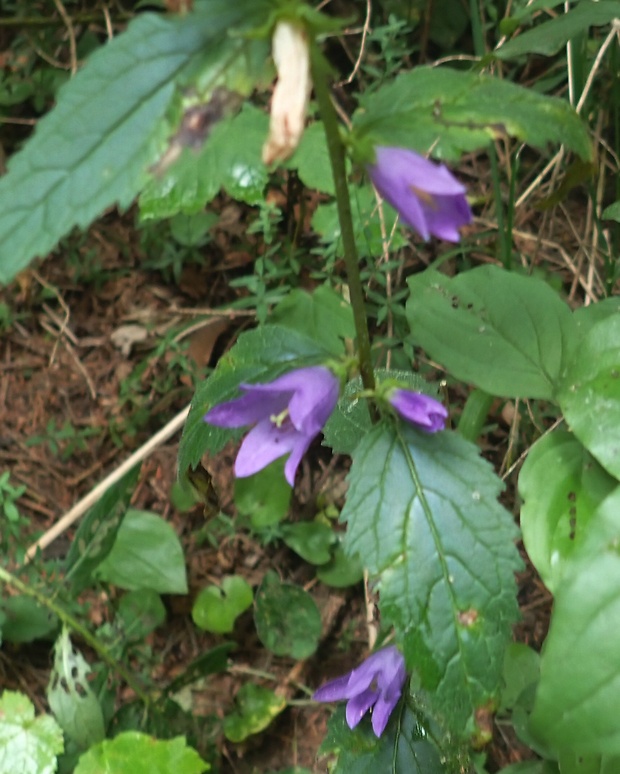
[
  {"left": 94, "top": 509, "right": 187, "bottom": 594},
  {"left": 0, "top": 2, "right": 268, "bottom": 284},
  {"left": 74, "top": 731, "right": 208, "bottom": 774},
  {"left": 178, "top": 325, "right": 331, "bottom": 476},
  {"left": 223, "top": 684, "right": 285, "bottom": 743},
  {"left": 496, "top": 2, "right": 620, "bottom": 60},
  {"left": 319, "top": 703, "right": 461, "bottom": 773},
  {"left": 341, "top": 423, "right": 521, "bottom": 735},
  {"left": 323, "top": 369, "right": 430, "bottom": 455},
  {"left": 169, "top": 211, "right": 218, "bottom": 246},
  {"left": 191, "top": 575, "right": 253, "bottom": 634},
  {"left": 254, "top": 571, "right": 321, "bottom": 659},
  {"left": 530, "top": 488, "right": 620, "bottom": 756},
  {"left": 47, "top": 629, "right": 105, "bottom": 750},
  {"left": 269, "top": 284, "right": 355, "bottom": 356},
  {"left": 65, "top": 465, "right": 140, "bottom": 594},
  {"left": 353, "top": 66, "right": 591, "bottom": 161},
  {"left": 285, "top": 121, "right": 335, "bottom": 194},
  {"left": 140, "top": 103, "right": 269, "bottom": 219},
  {"left": 0, "top": 691, "right": 63, "bottom": 774},
  {"left": 406, "top": 267, "right": 577, "bottom": 399},
  {"left": 558, "top": 314, "right": 620, "bottom": 479},
  {"left": 519, "top": 429, "right": 617, "bottom": 593}
]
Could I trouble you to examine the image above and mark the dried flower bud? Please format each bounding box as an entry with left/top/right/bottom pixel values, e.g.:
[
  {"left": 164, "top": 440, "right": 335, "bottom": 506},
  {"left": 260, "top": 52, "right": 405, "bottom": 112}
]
[{"left": 262, "top": 21, "right": 311, "bottom": 166}]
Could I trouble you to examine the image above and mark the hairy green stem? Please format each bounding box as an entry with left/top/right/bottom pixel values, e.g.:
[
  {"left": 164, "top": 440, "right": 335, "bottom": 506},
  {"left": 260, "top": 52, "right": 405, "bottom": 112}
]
[
  {"left": 310, "top": 46, "right": 375, "bottom": 394},
  {"left": 0, "top": 565, "right": 152, "bottom": 706}
]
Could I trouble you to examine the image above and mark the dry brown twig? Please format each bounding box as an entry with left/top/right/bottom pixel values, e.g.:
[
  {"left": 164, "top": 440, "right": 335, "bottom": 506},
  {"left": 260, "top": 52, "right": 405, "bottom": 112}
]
[{"left": 24, "top": 404, "right": 190, "bottom": 562}]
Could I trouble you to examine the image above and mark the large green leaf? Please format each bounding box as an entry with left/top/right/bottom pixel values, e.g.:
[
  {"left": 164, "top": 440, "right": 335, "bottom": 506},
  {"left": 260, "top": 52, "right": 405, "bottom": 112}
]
[
  {"left": 341, "top": 423, "right": 522, "bottom": 735},
  {"left": 406, "top": 266, "right": 577, "bottom": 399},
  {"left": 519, "top": 429, "right": 617, "bottom": 593},
  {"left": 530, "top": 489, "right": 620, "bottom": 755},
  {"left": 178, "top": 325, "right": 330, "bottom": 476},
  {"left": 558, "top": 752, "right": 620, "bottom": 774},
  {"left": 0, "top": 596, "right": 57, "bottom": 643},
  {"left": 558, "top": 315, "right": 620, "bottom": 479},
  {"left": 139, "top": 103, "right": 270, "bottom": 219},
  {"left": 94, "top": 509, "right": 187, "bottom": 594},
  {"left": 498, "top": 763, "right": 559, "bottom": 774},
  {"left": 496, "top": 2, "right": 620, "bottom": 60},
  {"left": 0, "top": 691, "right": 63, "bottom": 774},
  {"left": 352, "top": 66, "right": 591, "bottom": 162},
  {"left": 0, "top": 0, "right": 270, "bottom": 284},
  {"left": 319, "top": 703, "right": 462, "bottom": 773},
  {"left": 74, "top": 732, "right": 208, "bottom": 774},
  {"left": 285, "top": 121, "right": 335, "bottom": 195},
  {"left": 573, "top": 297, "right": 620, "bottom": 340}
]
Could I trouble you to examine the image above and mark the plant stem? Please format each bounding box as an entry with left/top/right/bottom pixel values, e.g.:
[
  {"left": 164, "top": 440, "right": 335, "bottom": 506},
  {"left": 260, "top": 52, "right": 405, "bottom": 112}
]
[
  {"left": 0, "top": 565, "right": 152, "bottom": 706},
  {"left": 310, "top": 46, "right": 375, "bottom": 394}
]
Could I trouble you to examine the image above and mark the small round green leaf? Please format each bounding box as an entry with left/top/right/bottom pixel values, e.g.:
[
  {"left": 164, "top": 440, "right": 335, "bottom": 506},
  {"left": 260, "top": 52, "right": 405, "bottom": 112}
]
[
  {"left": 223, "top": 684, "right": 285, "bottom": 743},
  {"left": 192, "top": 575, "right": 253, "bottom": 634},
  {"left": 234, "top": 459, "right": 291, "bottom": 528},
  {"left": 281, "top": 522, "right": 336, "bottom": 565},
  {"left": 254, "top": 572, "right": 321, "bottom": 659},
  {"left": 316, "top": 545, "right": 364, "bottom": 588}
]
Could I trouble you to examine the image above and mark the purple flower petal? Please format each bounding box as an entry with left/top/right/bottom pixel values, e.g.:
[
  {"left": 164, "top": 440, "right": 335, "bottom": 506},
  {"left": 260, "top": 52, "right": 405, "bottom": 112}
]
[
  {"left": 312, "top": 673, "right": 352, "bottom": 702},
  {"left": 389, "top": 389, "right": 448, "bottom": 433},
  {"left": 367, "top": 146, "right": 472, "bottom": 243},
  {"left": 313, "top": 646, "right": 407, "bottom": 738},
  {"left": 204, "top": 390, "right": 287, "bottom": 428},
  {"left": 234, "top": 418, "right": 299, "bottom": 478},
  {"left": 204, "top": 365, "right": 339, "bottom": 484},
  {"left": 346, "top": 688, "right": 380, "bottom": 730},
  {"left": 371, "top": 692, "right": 400, "bottom": 737},
  {"left": 283, "top": 431, "right": 314, "bottom": 486}
]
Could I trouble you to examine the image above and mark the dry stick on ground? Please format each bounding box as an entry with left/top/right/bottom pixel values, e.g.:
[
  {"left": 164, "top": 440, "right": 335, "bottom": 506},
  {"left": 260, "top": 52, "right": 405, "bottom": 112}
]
[{"left": 24, "top": 403, "right": 190, "bottom": 562}]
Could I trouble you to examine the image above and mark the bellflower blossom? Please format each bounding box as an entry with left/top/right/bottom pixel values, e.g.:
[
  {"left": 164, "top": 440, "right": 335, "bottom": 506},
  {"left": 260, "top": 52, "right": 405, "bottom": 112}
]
[
  {"left": 389, "top": 389, "right": 448, "bottom": 433},
  {"left": 203, "top": 366, "right": 339, "bottom": 486},
  {"left": 367, "top": 146, "right": 472, "bottom": 242},
  {"left": 313, "top": 646, "right": 407, "bottom": 738}
]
